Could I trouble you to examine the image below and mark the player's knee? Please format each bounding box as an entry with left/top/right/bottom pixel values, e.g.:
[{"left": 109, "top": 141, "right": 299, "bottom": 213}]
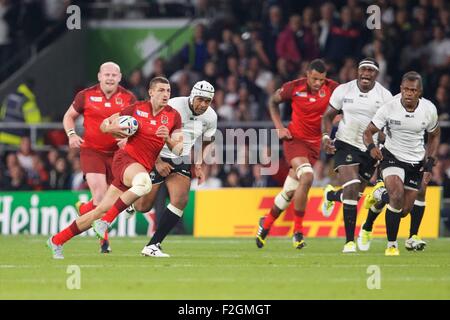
[
  {"left": 301, "top": 172, "right": 314, "bottom": 186},
  {"left": 274, "top": 193, "right": 290, "bottom": 211},
  {"left": 275, "top": 176, "right": 298, "bottom": 210},
  {"left": 389, "top": 190, "right": 404, "bottom": 208},
  {"left": 129, "top": 172, "right": 152, "bottom": 197},
  {"left": 90, "top": 183, "right": 108, "bottom": 203},
  {"left": 343, "top": 183, "right": 360, "bottom": 200},
  {"left": 295, "top": 163, "right": 313, "bottom": 180},
  {"left": 390, "top": 189, "right": 403, "bottom": 202},
  {"left": 133, "top": 198, "right": 148, "bottom": 212},
  {"left": 172, "top": 195, "right": 188, "bottom": 210},
  {"left": 416, "top": 189, "right": 426, "bottom": 201},
  {"left": 402, "top": 205, "right": 413, "bottom": 217}
]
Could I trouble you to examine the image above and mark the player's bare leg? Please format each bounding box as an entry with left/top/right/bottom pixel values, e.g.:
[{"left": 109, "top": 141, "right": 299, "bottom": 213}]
[
  {"left": 142, "top": 173, "right": 190, "bottom": 257},
  {"left": 92, "top": 163, "right": 152, "bottom": 239},
  {"left": 48, "top": 185, "right": 123, "bottom": 259},
  {"left": 132, "top": 182, "right": 161, "bottom": 212},
  {"left": 291, "top": 157, "right": 314, "bottom": 249},
  {"left": 256, "top": 169, "right": 297, "bottom": 248},
  {"left": 81, "top": 173, "right": 111, "bottom": 252},
  {"left": 337, "top": 164, "right": 362, "bottom": 253}
]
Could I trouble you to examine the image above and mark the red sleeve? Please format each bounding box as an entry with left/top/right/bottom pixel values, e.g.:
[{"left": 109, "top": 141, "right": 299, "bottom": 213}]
[
  {"left": 120, "top": 103, "right": 136, "bottom": 116},
  {"left": 170, "top": 110, "right": 182, "bottom": 134},
  {"left": 327, "top": 79, "right": 340, "bottom": 93},
  {"left": 279, "top": 81, "right": 295, "bottom": 102},
  {"left": 72, "top": 90, "right": 85, "bottom": 113}
]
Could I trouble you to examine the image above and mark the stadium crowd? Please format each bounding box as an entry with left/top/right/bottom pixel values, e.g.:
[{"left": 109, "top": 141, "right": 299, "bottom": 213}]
[{"left": 1, "top": 0, "right": 450, "bottom": 197}]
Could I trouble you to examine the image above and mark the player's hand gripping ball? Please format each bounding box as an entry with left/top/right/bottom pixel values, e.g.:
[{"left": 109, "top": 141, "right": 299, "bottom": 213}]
[{"left": 118, "top": 115, "right": 139, "bottom": 137}]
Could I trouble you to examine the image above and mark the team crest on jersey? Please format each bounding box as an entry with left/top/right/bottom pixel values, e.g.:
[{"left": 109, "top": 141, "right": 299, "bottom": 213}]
[
  {"left": 295, "top": 91, "right": 307, "bottom": 97},
  {"left": 161, "top": 115, "right": 168, "bottom": 124},
  {"left": 90, "top": 96, "right": 102, "bottom": 102},
  {"left": 319, "top": 89, "right": 326, "bottom": 97},
  {"left": 115, "top": 97, "right": 123, "bottom": 105},
  {"left": 136, "top": 110, "right": 149, "bottom": 118}
]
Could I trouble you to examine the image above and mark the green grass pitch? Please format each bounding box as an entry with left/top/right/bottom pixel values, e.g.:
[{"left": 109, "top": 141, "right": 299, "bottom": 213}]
[{"left": 0, "top": 236, "right": 449, "bottom": 299}]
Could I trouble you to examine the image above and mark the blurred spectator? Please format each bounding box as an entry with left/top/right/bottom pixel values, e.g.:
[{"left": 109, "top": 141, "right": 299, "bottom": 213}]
[
  {"left": 4, "top": 152, "right": 19, "bottom": 178},
  {"left": 27, "top": 154, "right": 49, "bottom": 190},
  {"left": 16, "top": 137, "right": 35, "bottom": 176},
  {"left": 147, "top": 57, "right": 166, "bottom": 80},
  {"left": 126, "top": 69, "right": 147, "bottom": 100},
  {"left": 45, "top": 147, "right": 59, "bottom": 172},
  {"left": 0, "top": 79, "right": 42, "bottom": 146},
  {"left": 252, "top": 164, "right": 269, "bottom": 187},
  {"left": 235, "top": 87, "right": 258, "bottom": 121},
  {"left": 4, "top": 165, "right": 31, "bottom": 190},
  {"left": 0, "top": 0, "right": 12, "bottom": 76},
  {"left": 69, "top": 156, "right": 85, "bottom": 190},
  {"left": 427, "top": 25, "right": 450, "bottom": 70},
  {"left": 301, "top": 6, "right": 320, "bottom": 61},
  {"left": 179, "top": 23, "right": 208, "bottom": 73},
  {"left": 262, "top": 5, "right": 284, "bottom": 69},
  {"left": 48, "top": 157, "right": 70, "bottom": 189},
  {"left": 276, "top": 14, "right": 302, "bottom": 66},
  {"left": 191, "top": 164, "right": 222, "bottom": 189},
  {"left": 214, "top": 89, "right": 234, "bottom": 121},
  {"left": 435, "top": 86, "right": 449, "bottom": 120},
  {"left": 318, "top": 2, "right": 337, "bottom": 54},
  {"left": 219, "top": 28, "right": 237, "bottom": 59},
  {"left": 399, "top": 30, "right": 428, "bottom": 72},
  {"left": 325, "top": 6, "right": 363, "bottom": 64},
  {"left": 224, "top": 168, "right": 242, "bottom": 187},
  {"left": 43, "top": 0, "right": 71, "bottom": 27}
]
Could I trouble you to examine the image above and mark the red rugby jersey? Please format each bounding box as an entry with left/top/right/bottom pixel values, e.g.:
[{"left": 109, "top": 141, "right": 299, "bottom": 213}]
[
  {"left": 279, "top": 78, "right": 338, "bottom": 145},
  {"left": 73, "top": 84, "right": 136, "bottom": 153},
  {"left": 121, "top": 101, "right": 182, "bottom": 171}
]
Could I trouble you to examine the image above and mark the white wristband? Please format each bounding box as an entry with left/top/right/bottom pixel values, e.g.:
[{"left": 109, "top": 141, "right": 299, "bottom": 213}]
[{"left": 66, "top": 129, "right": 76, "bottom": 137}]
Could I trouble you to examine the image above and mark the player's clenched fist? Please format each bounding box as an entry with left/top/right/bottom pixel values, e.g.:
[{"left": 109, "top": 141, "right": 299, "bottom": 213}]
[
  {"left": 68, "top": 134, "right": 84, "bottom": 149},
  {"left": 156, "top": 125, "right": 170, "bottom": 141},
  {"left": 277, "top": 128, "right": 292, "bottom": 140}
]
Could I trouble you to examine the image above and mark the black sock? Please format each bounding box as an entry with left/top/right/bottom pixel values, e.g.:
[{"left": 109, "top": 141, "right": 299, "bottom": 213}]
[
  {"left": 148, "top": 206, "right": 181, "bottom": 246},
  {"left": 343, "top": 203, "right": 357, "bottom": 242},
  {"left": 327, "top": 189, "right": 343, "bottom": 202},
  {"left": 362, "top": 208, "right": 382, "bottom": 231},
  {"left": 385, "top": 206, "right": 401, "bottom": 242},
  {"left": 410, "top": 203, "right": 425, "bottom": 238}
]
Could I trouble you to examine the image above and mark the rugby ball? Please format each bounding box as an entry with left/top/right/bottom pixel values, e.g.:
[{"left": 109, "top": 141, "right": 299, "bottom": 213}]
[{"left": 118, "top": 115, "right": 139, "bottom": 136}]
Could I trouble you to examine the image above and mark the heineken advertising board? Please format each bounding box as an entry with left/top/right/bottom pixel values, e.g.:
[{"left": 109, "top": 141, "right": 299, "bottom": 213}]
[{"left": 0, "top": 191, "right": 195, "bottom": 236}]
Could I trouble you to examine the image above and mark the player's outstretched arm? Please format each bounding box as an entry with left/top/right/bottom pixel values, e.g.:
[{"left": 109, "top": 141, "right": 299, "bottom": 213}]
[
  {"left": 363, "top": 122, "right": 383, "bottom": 161},
  {"left": 268, "top": 89, "right": 291, "bottom": 140},
  {"left": 63, "top": 104, "right": 84, "bottom": 148}
]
